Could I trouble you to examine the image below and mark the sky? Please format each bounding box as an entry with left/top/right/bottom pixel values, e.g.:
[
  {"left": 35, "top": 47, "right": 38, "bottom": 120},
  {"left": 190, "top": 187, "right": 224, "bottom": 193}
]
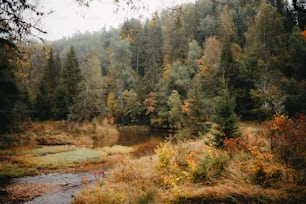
[{"left": 38, "top": 0, "right": 195, "bottom": 41}]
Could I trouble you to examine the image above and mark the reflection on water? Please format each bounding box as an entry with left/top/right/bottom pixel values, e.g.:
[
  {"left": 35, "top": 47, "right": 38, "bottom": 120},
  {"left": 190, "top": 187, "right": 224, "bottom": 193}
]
[
  {"left": 118, "top": 126, "right": 168, "bottom": 157},
  {"left": 2, "top": 126, "right": 168, "bottom": 204},
  {"left": 117, "top": 126, "right": 167, "bottom": 146}
]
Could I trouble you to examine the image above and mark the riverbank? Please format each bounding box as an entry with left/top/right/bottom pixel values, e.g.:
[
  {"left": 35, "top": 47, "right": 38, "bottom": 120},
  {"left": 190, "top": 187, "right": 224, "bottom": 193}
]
[
  {"left": 0, "top": 121, "right": 164, "bottom": 203},
  {"left": 72, "top": 123, "right": 306, "bottom": 203}
]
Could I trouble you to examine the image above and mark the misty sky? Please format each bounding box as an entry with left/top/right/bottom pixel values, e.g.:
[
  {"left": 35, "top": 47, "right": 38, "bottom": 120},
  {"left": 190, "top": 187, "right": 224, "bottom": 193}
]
[{"left": 39, "top": 0, "right": 195, "bottom": 41}]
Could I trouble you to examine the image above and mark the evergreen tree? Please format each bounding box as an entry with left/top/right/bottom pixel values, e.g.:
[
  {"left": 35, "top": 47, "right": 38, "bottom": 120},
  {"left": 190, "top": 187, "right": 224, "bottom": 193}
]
[
  {"left": 53, "top": 85, "right": 69, "bottom": 120},
  {"left": 45, "top": 48, "right": 57, "bottom": 98},
  {"left": 35, "top": 80, "right": 51, "bottom": 121},
  {"left": 0, "top": 46, "right": 18, "bottom": 132},
  {"left": 185, "top": 76, "right": 212, "bottom": 136},
  {"left": 167, "top": 90, "right": 184, "bottom": 128},
  {"left": 213, "top": 89, "right": 239, "bottom": 147},
  {"left": 142, "top": 16, "right": 163, "bottom": 94},
  {"left": 70, "top": 54, "right": 105, "bottom": 121},
  {"left": 61, "top": 46, "right": 82, "bottom": 105}
]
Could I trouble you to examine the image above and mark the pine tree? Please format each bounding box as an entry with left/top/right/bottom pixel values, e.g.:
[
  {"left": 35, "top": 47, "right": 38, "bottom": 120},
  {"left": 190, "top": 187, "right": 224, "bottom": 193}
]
[
  {"left": 45, "top": 48, "right": 57, "bottom": 98},
  {"left": 69, "top": 54, "right": 105, "bottom": 121},
  {"left": 167, "top": 90, "right": 184, "bottom": 128},
  {"left": 61, "top": 46, "right": 82, "bottom": 105},
  {"left": 0, "top": 46, "right": 18, "bottom": 132},
  {"left": 185, "top": 76, "right": 212, "bottom": 136},
  {"left": 35, "top": 80, "right": 51, "bottom": 121},
  {"left": 142, "top": 17, "right": 163, "bottom": 94},
  {"left": 53, "top": 85, "right": 69, "bottom": 120},
  {"left": 213, "top": 89, "right": 239, "bottom": 147}
]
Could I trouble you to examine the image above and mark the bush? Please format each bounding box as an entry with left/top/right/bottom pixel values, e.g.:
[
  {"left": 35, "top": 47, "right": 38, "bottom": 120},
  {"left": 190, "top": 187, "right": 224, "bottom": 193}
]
[
  {"left": 249, "top": 149, "right": 283, "bottom": 186},
  {"left": 265, "top": 114, "right": 306, "bottom": 169},
  {"left": 155, "top": 141, "right": 229, "bottom": 186}
]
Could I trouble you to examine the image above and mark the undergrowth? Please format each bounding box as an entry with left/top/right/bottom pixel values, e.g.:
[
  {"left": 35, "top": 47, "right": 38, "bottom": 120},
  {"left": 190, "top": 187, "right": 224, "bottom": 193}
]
[{"left": 72, "top": 121, "right": 306, "bottom": 204}]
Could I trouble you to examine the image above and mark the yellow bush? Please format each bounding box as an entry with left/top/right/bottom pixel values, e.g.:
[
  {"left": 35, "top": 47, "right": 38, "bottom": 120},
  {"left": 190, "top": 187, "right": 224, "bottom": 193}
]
[
  {"left": 250, "top": 148, "right": 283, "bottom": 186},
  {"left": 155, "top": 141, "right": 175, "bottom": 168}
]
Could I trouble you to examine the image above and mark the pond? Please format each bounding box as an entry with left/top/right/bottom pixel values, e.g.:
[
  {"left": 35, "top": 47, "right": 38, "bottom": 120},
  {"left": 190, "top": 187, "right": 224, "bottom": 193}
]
[{"left": 1, "top": 126, "right": 168, "bottom": 204}]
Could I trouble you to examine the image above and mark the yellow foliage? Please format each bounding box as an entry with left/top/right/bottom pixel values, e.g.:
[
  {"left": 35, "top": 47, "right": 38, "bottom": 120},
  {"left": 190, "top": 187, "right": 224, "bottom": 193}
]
[
  {"left": 155, "top": 141, "right": 175, "bottom": 168},
  {"left": 162, "top": 62, "right": 172, "bottom": 79}
]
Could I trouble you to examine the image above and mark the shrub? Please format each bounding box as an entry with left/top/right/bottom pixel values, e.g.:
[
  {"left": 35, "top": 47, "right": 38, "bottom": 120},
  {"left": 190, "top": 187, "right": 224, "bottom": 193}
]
[
  {"left": 155, "top": 141, "right": 229, "bottom": 186},
  {"left": 187, "top": 146, "right": 229, "bottom": 183},
  {"left": 249, "top": 149, "right": 283, "bottom": 186},
  {"left": 155, "top": 141, "right": 175, "bottom": 168},
  {"left": 265, "top": 114, "right": 306, "bottom": 169}
]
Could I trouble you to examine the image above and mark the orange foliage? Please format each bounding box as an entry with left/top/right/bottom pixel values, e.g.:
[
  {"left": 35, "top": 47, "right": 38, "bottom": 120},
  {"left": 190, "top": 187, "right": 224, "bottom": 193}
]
[
  {"left": 265, "top": 114, "right": 306, "bottom": 169},
  {"left": 301, "top": 30, "right": 306, "bottom": 39},
  {"left": 182, "top": 100, "right": 190, "bottom": 113},
  {"left": 143, "top": 92, "right": 157, "bottom": 115}
]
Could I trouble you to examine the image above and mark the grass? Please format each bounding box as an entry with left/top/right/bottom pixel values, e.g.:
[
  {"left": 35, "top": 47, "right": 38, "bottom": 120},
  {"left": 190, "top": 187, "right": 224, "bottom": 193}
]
[
  {"left": 0, "top": 144, "right": 137, "bottom": 180},
  {"left": 30, "top": 149, "right": 106, "bottom": 169},
  {"left": 0, "top": 162, "right": 38, "bottom": 180},
  {"left": 99, "top": 145, "right": 134, "bottom": 155},
  {"left": 72, "top": 123, "right": 306, "bottom": 204},
  {"left": 20, "top": 145, "right": 76, "bottom": 156}
]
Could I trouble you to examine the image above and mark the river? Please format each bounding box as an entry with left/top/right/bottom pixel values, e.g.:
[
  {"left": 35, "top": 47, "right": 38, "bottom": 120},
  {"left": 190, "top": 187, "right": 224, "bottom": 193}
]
[{"left": 1, "top": 127, "right": 167, "bottom": 204}]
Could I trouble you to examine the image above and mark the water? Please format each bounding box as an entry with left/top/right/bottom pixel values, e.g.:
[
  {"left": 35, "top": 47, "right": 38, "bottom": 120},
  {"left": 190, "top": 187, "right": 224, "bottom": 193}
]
[{"left": 2, "top": 127, "right": 167, "bottom": 204}]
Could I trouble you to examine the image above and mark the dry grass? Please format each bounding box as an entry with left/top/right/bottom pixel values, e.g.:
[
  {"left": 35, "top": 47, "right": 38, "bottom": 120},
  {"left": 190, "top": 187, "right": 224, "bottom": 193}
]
[
  {"left": 0, "top": 182, "right": 59, "bottom": 202},
  {"left": 73, "top": 123, "right": 306, "bottom": 203},
  {"left": 73, "top": 155, "right": 160, "bottom": 204},
  {"left": 99, "top": 145, "right": 134, "bottom": 155}
]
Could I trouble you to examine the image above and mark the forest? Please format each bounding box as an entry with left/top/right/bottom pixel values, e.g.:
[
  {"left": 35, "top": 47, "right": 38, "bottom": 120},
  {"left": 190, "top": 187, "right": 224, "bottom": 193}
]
[
  {"left": 1, "top": 0, "right": 306, "bottom": 134},
  {"left": 0, "top": 0, "right": 306, "bottom": 203}
]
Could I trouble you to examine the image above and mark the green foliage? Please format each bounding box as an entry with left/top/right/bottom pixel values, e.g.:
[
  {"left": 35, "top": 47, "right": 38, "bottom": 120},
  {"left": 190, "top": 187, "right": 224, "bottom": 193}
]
[
  {"left": 53, "top": 85, "right": 69, "bottom": 120},
  {"left": 0, "top": 46, "right": 18, "bottom": 132},
  {"left": 34, "top": 80, "right": 51, "bottom": 121},
  {"left": 213, "top": 90, "right": 239, "bottom": 147},
  {"left": 122, "top": 89, "right": 143, "bottom": 124},
  {"left": 4, "top": 0, "right": 306, "bottom": 130},
  {"left": 167, "top": 90, "right": 184, "bottom": 128},
  {"left": 70, "top": 54, "right": 105, "bottom": 121},
  {"left": 184, "top": 76, "right": 212, "bottom": 136},
  {"left": 61, "top": 46, "right": 82, "bottom": 105}
]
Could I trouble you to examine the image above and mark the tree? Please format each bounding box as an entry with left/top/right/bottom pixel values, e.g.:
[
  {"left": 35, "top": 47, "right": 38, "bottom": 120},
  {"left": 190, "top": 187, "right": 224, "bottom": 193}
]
[
  {"left": 121, "top": 19, "right": 145, "bottom": 75},
  {"left": 61, "top": 46, "right": 82, "bottom": 105},
  {"left": 0, "top": 46, "right": 18, "bottom": 132},
  {"left": 245, "top": 2, "right": 285, "bottom": 59},
  {"left": 53, "top": 85, "right": 69, "bottom": 120},
  {"left": 0, "top": 0, "right": 46, "bottom": 47},
  {"left": 217, "top": 5, "right": 238, "bottom": 46},
  {"left": 291, "top": 0, "right": 306, "bottom": 30},
  {"left": 197, "top": 15, "right": 216, "bottom": 42},
  {"left": 167, "top": 90, "right": 184, "bottom": 128},
  {"left": 122, "top": 89, "right": 143, "bottom": 124},
  {"left": 45, "top": 48, "right": 57, "bottom": 98},
  {"left": 35, "top": 80, "right": 51, "bottom": 121},
  {"left": 213, "top": 89, "right": 239, "bottom": 147},
  {"left": 187, "top": 40, "right": 201, "bottom": 63},
  {"left": 70, "top": 54, "right": 105, "bottom": 121},
  {"left": 162, "top": 6, "right": 189, "bottom": 62},
  {"left": 184, "top": 76, "right": 212, "bottom": 136},
  {"left": 142, "top": 16, "right": 163, "bottom": 94}
]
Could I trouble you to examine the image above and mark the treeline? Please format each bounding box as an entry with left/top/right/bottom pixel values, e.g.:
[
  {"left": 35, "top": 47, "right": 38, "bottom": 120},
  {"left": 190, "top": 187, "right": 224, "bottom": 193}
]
[{"left": 1, "top": 0, "right": 306, "bottom": 138}]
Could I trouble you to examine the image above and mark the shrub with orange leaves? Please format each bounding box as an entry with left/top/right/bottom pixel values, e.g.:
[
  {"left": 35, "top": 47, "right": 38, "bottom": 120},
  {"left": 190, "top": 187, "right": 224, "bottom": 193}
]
[
  {"left": 249, "top": 148, "right": 282, "bottom": 186},
  {"left": 265, "top": 114, "right": 306, "bottom": 169},
  {"left": 301, "top": 30, "right": 306, "bottom": 39}
]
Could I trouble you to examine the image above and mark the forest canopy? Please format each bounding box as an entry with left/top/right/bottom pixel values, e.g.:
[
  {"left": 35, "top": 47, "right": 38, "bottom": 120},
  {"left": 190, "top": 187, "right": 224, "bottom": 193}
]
[{"left": 1, "top": 0, "right": 306, "bottom": 136}]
